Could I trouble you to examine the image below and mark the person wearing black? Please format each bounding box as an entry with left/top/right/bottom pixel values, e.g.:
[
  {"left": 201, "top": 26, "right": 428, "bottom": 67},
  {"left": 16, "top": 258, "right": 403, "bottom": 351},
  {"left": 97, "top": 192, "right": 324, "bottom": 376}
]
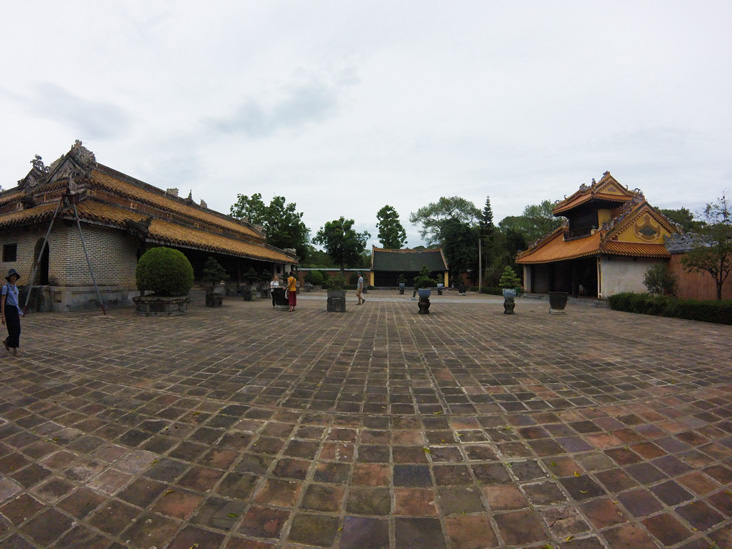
[{"left": 1, "top": 268, "right": 23, "bottom": 356}]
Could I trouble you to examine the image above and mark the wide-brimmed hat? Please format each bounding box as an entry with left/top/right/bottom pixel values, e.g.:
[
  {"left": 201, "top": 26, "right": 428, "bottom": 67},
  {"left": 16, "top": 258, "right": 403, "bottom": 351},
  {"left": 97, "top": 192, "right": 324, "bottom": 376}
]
[{"left": 5, "top": 268, "right": 20, "bottom": 281}]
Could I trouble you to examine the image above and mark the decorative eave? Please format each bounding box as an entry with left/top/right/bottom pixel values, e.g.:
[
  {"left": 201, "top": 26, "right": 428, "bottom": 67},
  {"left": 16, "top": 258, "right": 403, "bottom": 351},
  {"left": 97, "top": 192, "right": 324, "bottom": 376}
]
[
  {"left": 553, "top": 172, "right": 640, "bottom": 216},
  {"left": 601, "top": 201, "right": 677, "bottom": 243}
]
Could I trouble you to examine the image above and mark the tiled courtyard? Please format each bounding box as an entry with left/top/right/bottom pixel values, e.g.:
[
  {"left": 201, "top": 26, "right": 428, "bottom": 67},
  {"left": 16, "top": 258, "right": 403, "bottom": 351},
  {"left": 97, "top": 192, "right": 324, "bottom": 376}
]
[{"left": 0, "top": 291, "right": 731, "bottom": 548}]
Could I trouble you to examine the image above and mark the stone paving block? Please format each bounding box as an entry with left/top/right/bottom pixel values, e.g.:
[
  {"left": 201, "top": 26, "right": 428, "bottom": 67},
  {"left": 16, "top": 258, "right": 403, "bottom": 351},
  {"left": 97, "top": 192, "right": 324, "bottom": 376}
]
[
  {"left": 394, "top": 517, "right": 446, "bottom": 549},
  {"left": 339, "top": 516, "right": 389, "bottom": 549},
  {"left": 493, "top": 509, "right": 547, "bottom": 546},
  {"left": 0, "top": 298, "right": 731, "bottom": 547},
  {"left": 0, "top": 494, "right": 44, "bottom": 526}
]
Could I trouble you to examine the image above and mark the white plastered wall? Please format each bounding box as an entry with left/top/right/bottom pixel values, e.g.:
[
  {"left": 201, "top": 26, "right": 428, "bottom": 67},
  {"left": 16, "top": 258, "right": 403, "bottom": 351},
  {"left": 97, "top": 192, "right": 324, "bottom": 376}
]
[{"left": 599, "top": 256, "right": 660, "bottom": 298}]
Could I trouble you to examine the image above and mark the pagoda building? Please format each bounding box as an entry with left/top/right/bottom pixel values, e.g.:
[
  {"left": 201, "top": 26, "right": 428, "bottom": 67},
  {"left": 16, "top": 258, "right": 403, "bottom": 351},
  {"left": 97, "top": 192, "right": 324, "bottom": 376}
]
[
  {"left": 0, "top": 141, "right": 297, "bottom": 311},
  {"left": 516, "top": 172, "right": 676, "bottom": 298}
]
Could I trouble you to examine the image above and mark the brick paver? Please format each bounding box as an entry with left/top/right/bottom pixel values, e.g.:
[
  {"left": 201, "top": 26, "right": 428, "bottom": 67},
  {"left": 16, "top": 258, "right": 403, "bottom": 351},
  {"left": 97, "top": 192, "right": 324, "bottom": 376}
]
[{"left": 0, "top": 291, "right": 731, "bottom": 548}]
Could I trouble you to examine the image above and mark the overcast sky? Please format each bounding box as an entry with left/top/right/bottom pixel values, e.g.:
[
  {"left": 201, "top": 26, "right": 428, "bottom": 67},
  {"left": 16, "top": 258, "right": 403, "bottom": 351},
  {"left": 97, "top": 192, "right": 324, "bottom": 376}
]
[{"left": 1, "top": 1, "right": 731, "bottom": 249}]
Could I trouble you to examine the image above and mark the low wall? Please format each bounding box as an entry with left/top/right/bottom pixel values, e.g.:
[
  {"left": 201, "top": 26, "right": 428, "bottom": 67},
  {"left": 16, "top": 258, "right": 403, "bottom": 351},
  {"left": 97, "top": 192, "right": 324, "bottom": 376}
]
[
  {"left": 669, "top": 254, "right": 732, "bottom": 300},
  {"left": 22, "top": 285, "right": 140, "bottom": 312}
]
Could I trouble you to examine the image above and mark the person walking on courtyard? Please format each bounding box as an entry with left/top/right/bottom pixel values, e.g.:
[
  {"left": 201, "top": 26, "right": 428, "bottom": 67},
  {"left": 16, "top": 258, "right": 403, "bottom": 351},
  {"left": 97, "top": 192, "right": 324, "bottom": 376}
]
[
  {"left": 356, "top": 272, "right": 366, "bottom": 305},
  {"left": 287, "top": 271, "right": 297, "bottom": 312},
  {"left": 2, "top": 269, "right": 23, "bottom": 356},
  {"left": 270, "top": 274, "right": 280, "bottom": 308}
]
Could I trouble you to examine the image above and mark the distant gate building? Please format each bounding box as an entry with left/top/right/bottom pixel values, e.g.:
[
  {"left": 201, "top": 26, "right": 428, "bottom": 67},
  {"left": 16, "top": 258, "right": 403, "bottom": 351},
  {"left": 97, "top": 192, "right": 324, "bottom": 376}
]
[{"left": 370, "top": 246, "right": 449, "bottom": 287}]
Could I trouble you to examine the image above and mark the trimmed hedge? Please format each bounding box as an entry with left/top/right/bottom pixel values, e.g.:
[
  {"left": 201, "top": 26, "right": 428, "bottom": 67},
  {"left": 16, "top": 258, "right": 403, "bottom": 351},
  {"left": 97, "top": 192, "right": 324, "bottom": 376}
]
[
  {"left": 136, "top": 247, "right": 194, "bottom": 297},
  {"left": 608, "top": 292, "right": 732, "bottom": 325},
  {"left": 304, "top": 270, "right": 325, "bottom": 285}
]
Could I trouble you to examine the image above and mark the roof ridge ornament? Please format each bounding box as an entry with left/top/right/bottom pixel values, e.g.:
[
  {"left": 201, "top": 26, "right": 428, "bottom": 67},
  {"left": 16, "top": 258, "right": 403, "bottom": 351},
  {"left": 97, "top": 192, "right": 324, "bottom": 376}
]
[{"left": 68, "top": 140, "right": 97, "bottom": 170}]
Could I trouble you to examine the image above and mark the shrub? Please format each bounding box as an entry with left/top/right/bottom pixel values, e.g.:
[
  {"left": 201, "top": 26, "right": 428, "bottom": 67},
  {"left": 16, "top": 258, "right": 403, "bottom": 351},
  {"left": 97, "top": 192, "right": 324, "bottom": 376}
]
[
  {"left": 643, "top": 263, "right": 678, "bottom": 296},
  {"left": 202, "top": 256, "right": 230, "bottom": 287},
  {"left": 414, "top": 266, "right": 438, "bottom": 289},
  {"left": 243, "top": 267, "right": 259, "bottom": 284},
  {"left": 499, "top": 266, "right": 521, "bottom": 289},
  {"left": 608, "top": 292, "right": 732, "bottom": 325},
  {"left": 136, "top": 247, "right": 194, "bottom": 297},
  {"left": 398, "top": 273, "right": 406, "bottom": 284},
  {"left": 305, "top": 270, "right": 325, "bottom": 285},
  {"left": 324, "top": 274, "right": 347, "bottom": 290}
]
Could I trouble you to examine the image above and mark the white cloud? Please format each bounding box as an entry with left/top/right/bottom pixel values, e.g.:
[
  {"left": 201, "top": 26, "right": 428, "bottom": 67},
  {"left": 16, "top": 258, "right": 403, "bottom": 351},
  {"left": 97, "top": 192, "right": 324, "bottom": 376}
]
[{"left": 1, "top": 0, "right": 731, "bottom": 248}]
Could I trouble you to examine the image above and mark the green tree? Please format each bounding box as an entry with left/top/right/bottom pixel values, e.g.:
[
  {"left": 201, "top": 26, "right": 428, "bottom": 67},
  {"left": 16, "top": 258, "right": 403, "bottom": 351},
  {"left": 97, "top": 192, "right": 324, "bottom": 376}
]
[
  {"left": 202, "top": 256, "right": 230, "bottom": 288},
  {"left": 302, "top": 244, "right": 334, "bottom": 267},
  {"left": 410, "top": 197, "right": 481, "bottom": 282},
  {"left": 230, "top": 193, "right": 310, "bottom": 261},
  {"left": 441, "top": 218, "right": 479, "bottom": 283},
  {"left": 376, "top": 205, "right": 407, "bottom": 249},
  {"left": 479, "top": 196, "right": 496, "bottom": 281},
  {"left": 409, "top": 196, "right": 480, "bottom": 245},
  {"left": 313, "top": 217, "right": 370, "bottom": 274},
  {"left": 659, "top": 207, "right": 706, "bottom": 233},
  {"left": 643, "top": 263, "right": 678, "bottom": 296},
  {"left": 681, "top": 193, "right": 732, "bottom": 300},
  {"left": 499, "top": 200, "right": 564, "bottom": 244}
]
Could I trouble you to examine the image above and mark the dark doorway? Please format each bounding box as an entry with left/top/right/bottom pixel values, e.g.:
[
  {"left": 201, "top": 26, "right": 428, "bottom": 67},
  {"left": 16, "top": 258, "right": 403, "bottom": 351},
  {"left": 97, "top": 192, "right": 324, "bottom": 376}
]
[{"left": 33, "top": 239, "right": 49, "bottom": 285}]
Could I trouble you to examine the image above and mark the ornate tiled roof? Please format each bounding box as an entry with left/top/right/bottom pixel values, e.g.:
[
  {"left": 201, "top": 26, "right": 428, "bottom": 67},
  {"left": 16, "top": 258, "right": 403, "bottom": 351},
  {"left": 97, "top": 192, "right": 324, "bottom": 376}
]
[
  {"left": 0, "top": 142, "right": 297, "bottom": 264},
  {"left": 371, "top": 247, "right": 449, "bottom": 271},
  {"left": 553, "top": 172, "right": 640, "bottom": 215},
  {"left": 517, "top": 175, "right": 676, "bottom": 265}
]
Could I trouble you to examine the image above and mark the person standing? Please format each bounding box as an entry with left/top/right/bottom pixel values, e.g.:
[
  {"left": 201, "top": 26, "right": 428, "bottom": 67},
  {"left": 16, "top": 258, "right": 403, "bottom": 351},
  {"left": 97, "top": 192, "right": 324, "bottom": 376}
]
[
  {"left": 270, "top": 274, "right": 280, "bottom": 308},
  {"left": 2, "top": 269, "right": 23, "bottom": 356},
  {"left": 356, "top": 272, "right": 366, "bottom": 305},
  {"left": 287, "top": 271, "right": 297, "bottom": 312}
]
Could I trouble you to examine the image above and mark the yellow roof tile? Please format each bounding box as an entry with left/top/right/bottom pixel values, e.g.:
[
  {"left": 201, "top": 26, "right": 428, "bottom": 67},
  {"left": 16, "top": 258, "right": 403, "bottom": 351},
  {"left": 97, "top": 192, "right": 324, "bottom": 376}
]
[{"left": 91, "top": 169, "right": 263, "bottom": 241}]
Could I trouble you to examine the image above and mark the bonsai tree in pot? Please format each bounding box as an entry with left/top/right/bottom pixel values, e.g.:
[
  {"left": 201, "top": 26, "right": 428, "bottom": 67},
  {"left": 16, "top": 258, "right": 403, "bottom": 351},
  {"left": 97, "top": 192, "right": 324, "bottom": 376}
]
[
  {"left": 499, "top": 265, "right": 521, "bottom": 315},
  {"left": 202, "top": 256, "right": 229, "bottom": 307},
  {"left": 258, "top": 270, "right": 271, "bottom": 298},
  {"left": 134, "top": 247, "right": 194, "bottom": 315},
  {"left": 413, "top": 266, "right": 437, "bottom": 314},
  {"left": 242, "top": 267, "right": 259, "bottom": 301},
  {"left": 398, "top": 273, "right": 406, "bottom": 294}
]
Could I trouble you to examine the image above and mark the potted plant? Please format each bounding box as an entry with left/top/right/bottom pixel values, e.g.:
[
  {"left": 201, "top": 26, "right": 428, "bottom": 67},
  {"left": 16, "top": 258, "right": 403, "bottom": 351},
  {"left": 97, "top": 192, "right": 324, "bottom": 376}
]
[
  {"left": 257, "top": 270, "right": 271, "bottom": 298},
  {"left": 398, "top": 273, "right": 406, "bottom": 294},
  {"left": 202, "top": 256, "right": 229, "bottom": 307},
  {"left": 242, "top": 267, "right": 259, "bottom": 301},
  {"left": 499, "top": 266, "right": 521, "bottom": 315},
  {"left": 414, "top": 266, "right": 437, "bottom": 314},
  {"left": 325, "top": 274, "right": 347, "bottom": 312},
  {"left": 133, "top": 247, "right": 194, "bottom": 315}
]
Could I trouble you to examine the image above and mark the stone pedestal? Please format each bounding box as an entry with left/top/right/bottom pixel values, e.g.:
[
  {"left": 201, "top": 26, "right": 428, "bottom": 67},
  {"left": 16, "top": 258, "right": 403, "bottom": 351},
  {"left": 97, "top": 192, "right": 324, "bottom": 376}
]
[
  {"left": 503, "top": 297, "right": 515, "bottom": 314},
  {"left": 134, "top": 296, "right": 189, "bottom": 316},
  {"left": 418, "top": 296, "right": 431, "bottom": 314},
  {"left": 327, "top": 290, "right": 346, "bottom": 312}
]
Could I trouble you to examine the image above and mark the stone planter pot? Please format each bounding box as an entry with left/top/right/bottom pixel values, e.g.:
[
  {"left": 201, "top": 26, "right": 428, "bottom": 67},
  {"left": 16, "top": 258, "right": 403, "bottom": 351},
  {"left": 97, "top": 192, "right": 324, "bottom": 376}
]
[
  {"left": 549, "top": 291, "right": 568, "bottom": 314},
  {"left": 399, "top": 283, "right": 405, "bottom": 295},
  {"left": 205, "top": 291, "right": 222, "bottom": 307},
  {"left": 271, "top": 288, "right": 289, "bottom": 310},
  {"left": 457, "top": 285, "right": 467, "bottom": 295},
  {"left": 134, "top": 295, "right": 189, "bottom": 316},
  {"left": 417, "top": 288, "right": 431, "bottom": 314},
  {"left": 327, "top": 289, "right": 346, "bottom": 312},
  {"left": 502, "top": 288, "right": 516, "bottom": 315}
]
